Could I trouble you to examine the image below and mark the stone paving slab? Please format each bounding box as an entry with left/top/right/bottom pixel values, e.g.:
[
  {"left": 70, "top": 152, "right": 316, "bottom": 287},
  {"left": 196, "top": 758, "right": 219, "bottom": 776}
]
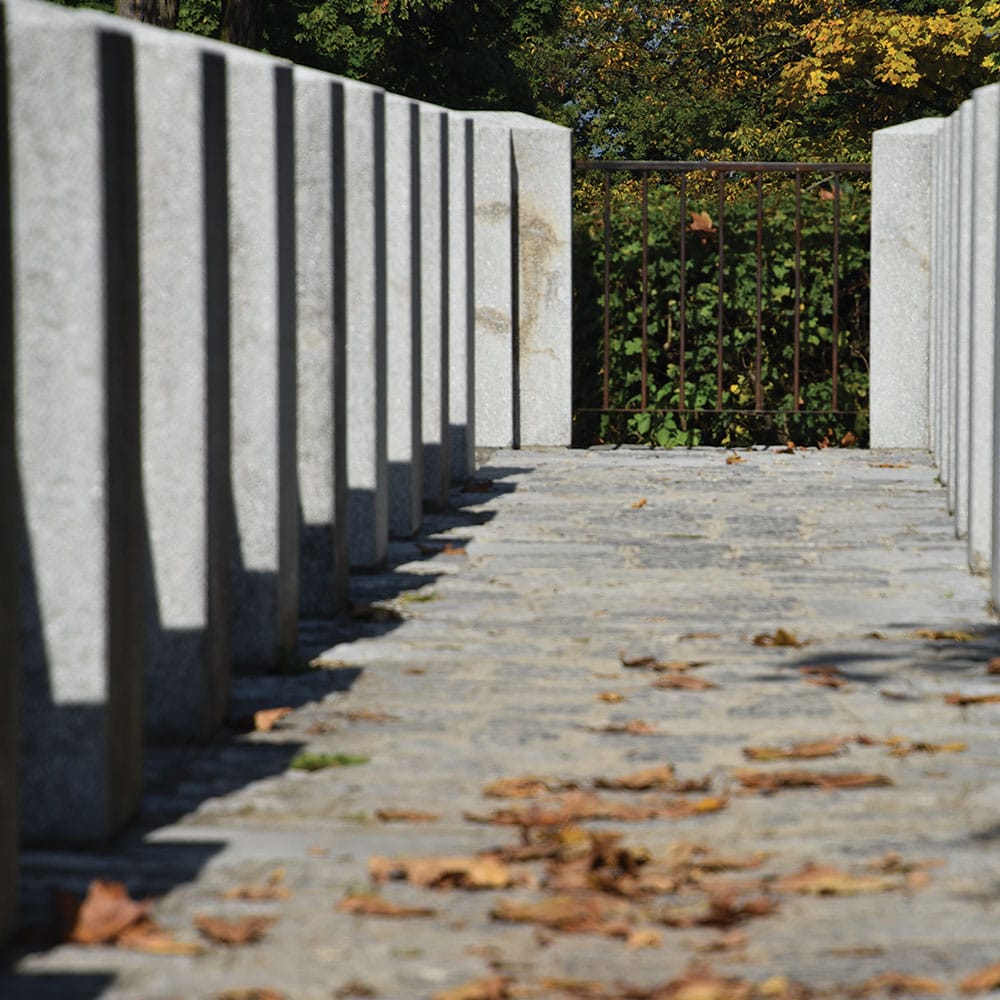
[{"left": 4, "top": 447, "right": 1000, "bottom": 999}]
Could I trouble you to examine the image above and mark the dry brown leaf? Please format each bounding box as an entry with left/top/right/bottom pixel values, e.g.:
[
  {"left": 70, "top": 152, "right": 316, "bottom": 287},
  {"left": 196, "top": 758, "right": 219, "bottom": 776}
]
[
  {"left": 620, "top": 652, "right": 707, "bottom": 672},
  {"left": 726, "top": 453, "right": 746, "bottom": 465},
  {"left": 945, "top": 692, "right": 1000, "bottom": 706},
  {"left": 857, "top": 972, "right": 943, "bottom": 995},
  {"left": 734, "top": 769, "right": 891, "bottom": 793},
  {"left": 116, "top": 918, "right": 203, "bottom": 955},
  {"left": 653, "top": 966, "right": 755, "bottom": 1000},
  {"left": 341, "top": 708, "right": 398, "bottom": 723},
  {"left": 680, "top": 632, "right": 722, "bottom": 640},
  {"left": 887, "top": 740, "right": 967, "bottom": 757},
  {"left": 695, "top": 930, "right": 750, "bottom": 953},
  {"left": 369, "top": 854, "right": 522, "bottom": 890},
  {"left": 587, "top": 718, "right": 660, "bottom": 735},
  {"left": 482, "top": 775, "right": 573, "bottom": 798},
  {"left": 841, "top": 431, "right": 857, "bottom": 447},
  {"left": 194, "top": 914, "right": 276, "bottom": 945},
  {"left": 960, "top": 961, "right": 1000, "bottom": 993},
  {"left": 432, "top": 976, "right": 510, "bottom": 1000},
  {"left": 442, "top": 542, "right": 467, "bottom": 556},
  {"left": 335, "top": 893, "right": 436, "bottom": 918},
  {"left": 689, "top": 210, "right": 716, "bottom": 233},
  {"left": 491, "top": 893, "right": 632, "bottom": 935},
  {"left": 333, "top": 982, "right": 377, "bottom": 999},
  {"left": 462, "top": 478, "right": 493, "bottom": 493},
  {"left": 222, "top": 868, "right": 290, "bottom": 902},
  {"left": 800, "top": 666, "right": 849, "bottom": 688},
  {"left": 660, "top": 895, "right": 777, "bottom": 929},
  {"left": 772, "top": 863, "right": 898, "bottom": 896},
  {"left": 213, "top": 991, "right": 287, "bottom": 1000},
  {"left": 66, "top": 880, "right": 151, "bottom": 945},
  {"left": 912, "top": 628, "right": 975, "bottom": 642},
  {"left": 597, "top": 691, "right": 625, "bottom": 703},
  {"left": 253, "top": 706, "right": 293, "bottom": 732},
  {"left": 375, "top": 808, "right": 442, "bottom": 822},
  {"left": 652, "top": 674, "right": 717, "bottom": 691},
  {"left": 631, "top": 498, "right": 648, "bottom": 509},
  {"left": 753, "top": 629, "right": 804, "bottom": 648},
  {"left": 595, "top": 764, "right": 675, "bottom": 790},
  {"left": 869, "top": 462, "right": 910, "bottom": 469},
  {"left": 743, "top": 738, "right": 848, "bottom": 761},
  {"left": 627, "top": 928, "right": 663, "bottom": 949}
]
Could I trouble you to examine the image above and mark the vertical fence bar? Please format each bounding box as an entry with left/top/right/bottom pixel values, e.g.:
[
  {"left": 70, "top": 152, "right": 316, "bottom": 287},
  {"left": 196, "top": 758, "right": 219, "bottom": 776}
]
[
  {"left": 640, "top": 169, "right": 649, "bottom": 409},
  {"left": 716, "top": 169, "right": 725, "bottom": 410},
  {"left": 755, "top": 170, "right": 764, "bottom": 411},
  {"left": 602, "top": 170, "right": 611, "bottom": 410},
  {"left": 678, "top": 172, "right": 687, "bottom": 412},
  {"left": 831, "top": 171, "right": 841, "bottom": 411},
  {"left": 793, "top": 169, "right": 802, "bottom": 411}
]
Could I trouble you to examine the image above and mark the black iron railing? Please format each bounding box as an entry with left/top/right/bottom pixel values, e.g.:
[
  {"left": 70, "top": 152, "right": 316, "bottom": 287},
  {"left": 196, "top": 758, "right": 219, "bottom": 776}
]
[{"left": 573, "top": 160, "right": 872, "bottom": 447}]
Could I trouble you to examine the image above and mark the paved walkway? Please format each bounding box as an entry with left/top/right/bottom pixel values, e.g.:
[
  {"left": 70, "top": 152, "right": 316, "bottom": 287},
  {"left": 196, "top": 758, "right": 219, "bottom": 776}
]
[{"left": 5, "top": 447, "right": 1000, "bottom": 1000}]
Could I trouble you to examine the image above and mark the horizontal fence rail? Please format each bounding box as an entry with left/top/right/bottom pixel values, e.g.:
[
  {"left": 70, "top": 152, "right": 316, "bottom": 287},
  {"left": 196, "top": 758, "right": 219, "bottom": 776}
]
[{"left": 573, "top": 160, "right": 872, "bottom": 447}]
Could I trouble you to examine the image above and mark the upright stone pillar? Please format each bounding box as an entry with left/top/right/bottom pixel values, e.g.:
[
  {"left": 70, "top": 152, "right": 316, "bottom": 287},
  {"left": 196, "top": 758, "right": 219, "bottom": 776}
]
[
  {"left": 870, "top": 118, "right": 944, "bottom": 448},
  {"left": 942, "top": 115, "right": 959, "bottom": 491},
  {"left": 420, "top": 104, "right": 450, "bottom": 506},
  {"left": 295, "top": 67, "right": 349, "bottom": 616},
  {"left": 952, "top": 104, "right": 974, "bottom": 534},
  {"left": 343, "top": 80, "right": 389, "bottom": 569},
  {"left": 134, "top": 30, "right": 231, "bottom": 739},
  {"left": 8, "top": 2, "right": 143, "bottom": 841},
  {"left": 448, "top": 113, "right": 476, "bottom": 481},
  {"left": 508, "top": 113, "right": 572, "bottom": 446},
  {"left": 385, "top": 93, "right": 422, "bottom": 538},
  {"left": 226, "top": 50, "right": 298, "bottom": 666},
  {"left": 471, "top": 115, "right": 514, "bottom": 450},
  {"left": 969, "top": 85, "right": 1000, "bottom": 574},
  {"left": 0, "top": 0, "right": 18, "bottom": 935}
]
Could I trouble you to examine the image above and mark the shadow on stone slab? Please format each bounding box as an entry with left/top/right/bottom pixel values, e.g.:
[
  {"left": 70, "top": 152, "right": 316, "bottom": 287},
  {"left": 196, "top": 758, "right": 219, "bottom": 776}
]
[{"left": 0, "top": 970, "right": 114, "bottom": 1000}]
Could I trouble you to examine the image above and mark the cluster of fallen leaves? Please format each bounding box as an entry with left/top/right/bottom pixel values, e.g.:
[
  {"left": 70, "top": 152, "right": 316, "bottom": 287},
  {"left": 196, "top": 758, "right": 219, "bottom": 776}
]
[{"left": 52, "top": 871, "right": 290, "bottom": 955}]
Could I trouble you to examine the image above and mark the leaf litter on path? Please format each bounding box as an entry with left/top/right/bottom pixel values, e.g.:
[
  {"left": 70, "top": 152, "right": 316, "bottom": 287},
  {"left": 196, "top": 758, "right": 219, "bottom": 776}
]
[{"left": 734, "top": 769, "right": 892, "bottom": 793}]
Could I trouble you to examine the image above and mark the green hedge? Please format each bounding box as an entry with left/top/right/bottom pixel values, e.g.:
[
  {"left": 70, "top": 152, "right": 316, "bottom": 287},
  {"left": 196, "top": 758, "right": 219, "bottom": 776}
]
[{"left": 572, "top": 170, "right": 871, "bottom": 448}]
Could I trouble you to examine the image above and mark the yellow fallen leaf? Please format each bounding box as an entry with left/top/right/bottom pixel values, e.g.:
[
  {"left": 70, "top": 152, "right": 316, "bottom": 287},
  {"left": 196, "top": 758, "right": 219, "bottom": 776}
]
[
  {"left": 961, "top": 961, "right": 1000, "bottom": 993},
  {"left": 631, "top": 498, "right": 647, "bottom": 509},
  {"left": 773, "top": 863, "right": 898, "bottom": 896}
]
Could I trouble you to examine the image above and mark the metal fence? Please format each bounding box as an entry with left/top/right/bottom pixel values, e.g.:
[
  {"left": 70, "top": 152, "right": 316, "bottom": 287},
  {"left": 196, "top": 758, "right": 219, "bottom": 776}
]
[{"left": 572, "top": 160, "right": 872, "bottom": 446}]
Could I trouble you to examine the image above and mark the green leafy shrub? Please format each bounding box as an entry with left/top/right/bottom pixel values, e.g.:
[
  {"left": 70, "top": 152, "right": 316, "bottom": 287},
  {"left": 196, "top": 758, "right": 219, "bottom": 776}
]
[{"left": 572, "top": 169, "right": 870, "bottom": 448}]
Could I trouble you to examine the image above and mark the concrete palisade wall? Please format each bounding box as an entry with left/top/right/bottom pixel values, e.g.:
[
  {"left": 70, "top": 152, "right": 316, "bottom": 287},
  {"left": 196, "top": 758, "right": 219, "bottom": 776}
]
[
  {"left": 0, "top": 0, "right": 571, "bottom": 938},
  {"left": 870, "top": 84, "right": 1000, "bottom": 601}
]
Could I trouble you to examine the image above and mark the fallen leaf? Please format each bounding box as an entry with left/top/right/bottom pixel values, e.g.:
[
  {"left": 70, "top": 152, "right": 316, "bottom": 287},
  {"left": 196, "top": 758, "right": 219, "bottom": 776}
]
[
  {"left": 65, "top": 880, "right": 151, "bottom": 945},
  {"left": 442, "top": 542, "right": 467, "bottom": 556},
  {"left": 597, "top": 691, "right": 625, "bottom": 703},
  {"left": 913, "top": 628, "right": 974, "bottom": 642},
  {"left": 253, "top": 706, "right": 293, "bottom": 732},
  {"left": 222, "top": 869, "right": 291, "bottom": 902},
  {"left": 688, "top": 209, "right": 716, "bottom": 233},
  {"left": 375, "top": 807, "right": 442, "bottom": 822},
  {"left": 660, "top": 895, "right": 777, "bottom": 929},
  {"left": 960, "top": 961, "right": 1000, "bottom": 993},
  {"left": 333, "top": 982, "right": 377, "bottom": 999},
  {"left": 631, "top": 498, "right": 648, "bottom": 509},
  {"left": 348, "top": 603, "right": 403, "bottom": 623},
  {"left": 462, "top": 479, "right": 493, "bottom": 493},
  {"left": 369, "top": 854, "right": 524, "bottom": 890},
  {"left": 988, "top": 658, "right": 1000, "bottom": 674},
  {"left": 772, "top": 863, "right": 898, "bottom": 895},
  {"left": 856, "top": 972, "right": 943, "bottom": 995},
  {"left": 620, "top": 652, "right": 707, "bottom": 672},
  {"left": 726, "top": 453, "right": 746, "bottom": 465},
  {"left": 194, "top": 914, "right": 276, "bottom": 945},
  {"left": 627, "top": 928, "right": 662, "bottom": 949},
  {"left": 800, "top": 666, "right": 849, "bottom": 688},
  {"left": 491, "top": 893, "right": 632, "bottom": 936},
  {"left": 753, "top": 629, "right": 805, "bottom": 648},
  {"left": 586, "top": 718, "right": 660, "bottom": 735},
  {"left": 213, "top": 991, "right": 287, "bottom": 1000},
  {"left": 695, "top": 930, "right": 750, "bottom": 953},
  {"left": 734, "top": 769, "right": 892, "bottom": 793},
  {"left": 743, "top": 738, "right": 848, "bottom": 761},
  {"left": 887, "top": 740, "right": 967, "bottom": 757},
  {"left": 866, "top": 631, "right": 888, "bottom": 640},
  {"left": 841, "top": 431, "right": 857, "bottom": 447},
  {"left": 116, "top": 918, "right": 203, "bottom": 955},
  {"left": 944, "top": 692, "right": 1000, "bottom": 706},
  {"left": 652, "top": 674, "right": 717, "bottom": 691},
  {"left": 594, "top": 764, "right": 675, "bottom": 790},
  {"left": 405, "top": 667, "right": 426, "bottom": 675},
  {"left": 340, "top": 708, "right": 398, "bottom": 723},
  {"left": 335, "top": 893, "right": 436, "bottom": 918},
  {"left": 652, "top": 966, "right": 756, "bottom": 1000},
  {"left": 432, "top": 977, "right": 510, "bottom": 1000},
  {"left": 679, "top": 632, "right": 721, "bottom": 640},
  {"left": 482, "top": 776, "right": 574, "bottom": 798},
  {"left": 466, "top": 791, "right": 726, "bottom": 826},
  {"left": 869, "top": 462, "right": 911, "bottom": 469}
]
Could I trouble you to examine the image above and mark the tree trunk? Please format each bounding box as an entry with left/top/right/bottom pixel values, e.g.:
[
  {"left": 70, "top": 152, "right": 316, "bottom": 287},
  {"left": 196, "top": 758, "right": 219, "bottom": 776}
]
[
  {"left": 114, "top": 0, "right": 179, "bottom": 30},
  {"left": 221, "top": 0, "right": 264, "bottom": 50}
]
